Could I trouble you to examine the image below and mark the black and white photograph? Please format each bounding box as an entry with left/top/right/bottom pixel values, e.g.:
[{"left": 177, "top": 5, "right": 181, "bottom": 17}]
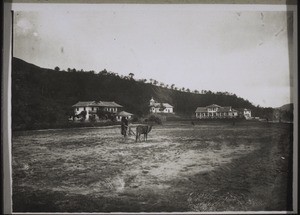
[{"left": 3, "top": 1, "right": 297, "bottom": 214}]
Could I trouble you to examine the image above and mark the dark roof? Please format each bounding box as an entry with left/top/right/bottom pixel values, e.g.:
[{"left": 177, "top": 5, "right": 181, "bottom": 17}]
[
  {"left": 117, "top": 111, "right": 133, "bottom": 116},
  {"left": 73, "top": 101, "right": 123, "bottom": 108},
  {"left": 195, "top": 107, "right": 207, "bottom": 112},
  {"left": 150, "top": 102, "right": 173, "bottom": 108},
  {"left": 72, "top": 101, "right": 97, "bottom": 107},
  {"left": 162, "top": 103, "right": 173, "bottom": 108},
  {"left": 218, "top": 106, "right": 232, "bottom": 112},
  {"left": 206, "top": 104, "right": 221, "bottom": 108},
  {"left": 98, "top": 101, "right": 123, "bottom": 107}
]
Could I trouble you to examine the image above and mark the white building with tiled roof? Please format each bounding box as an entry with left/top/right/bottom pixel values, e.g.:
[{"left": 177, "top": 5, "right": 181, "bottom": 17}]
[
  {"left": 97, "top": 101, "right": 123, "bottom": 113},
  {"left": 72, "top": 100, "right": 123, "bottom": 120},
  {"left": 195, "top": 104, "right": 238, "bottom": 119},
  {"left": 116, "top": 111, "right": 134, "bottom": 121},
  {"left": 149, "top": 97, "right": 174, "bottom": 114}
]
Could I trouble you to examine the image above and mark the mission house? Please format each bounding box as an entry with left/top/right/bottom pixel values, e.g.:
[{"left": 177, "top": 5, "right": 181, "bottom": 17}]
[
  {"left": 72, "top": 100, "right": 250, "bottom": 121},
  {"left": 72, "top": 101, "right": 133, "bottom": 121},
  {"left": 149, "top": 97, "right": 174, "bottom": 114},
  {"left": 195, "top": 104, "right": 251, "bottom": 119}
]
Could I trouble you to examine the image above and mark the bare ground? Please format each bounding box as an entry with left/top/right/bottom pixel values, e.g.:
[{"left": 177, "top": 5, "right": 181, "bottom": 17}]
[{"left": 12, "top": 121, "right": 293, "bottom": 212}]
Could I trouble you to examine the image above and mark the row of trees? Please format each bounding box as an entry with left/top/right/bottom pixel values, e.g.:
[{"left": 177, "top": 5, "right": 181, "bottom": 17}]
[
  {"left": 11, "top": 57, "right": 279, "bottom": 130},
  {"left": 55, "top": 66, "right": 254, "bottom": 112},
  {"left": 56, "top": 66, "right": 240, "bottom": 97}
]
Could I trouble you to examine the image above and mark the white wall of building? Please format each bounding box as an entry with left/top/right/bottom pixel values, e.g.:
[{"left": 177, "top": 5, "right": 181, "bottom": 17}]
[
  {"left": 75, "top": 107, "right": 98, "bottom": 114},
  {"left": 116, "top": 115, "right": 132, "bottom": 121},
  {"left": 150, "top": 106, "right": 173, "bottom": 113},
  {"left": 74, "top": 106, "right": 123, "bottom": 121},
  {"left": 164, "top": 107, "right": 173, "bottom": 113},
  {"left": 195, "top": 110, "right": 238, "bottom": 119}
]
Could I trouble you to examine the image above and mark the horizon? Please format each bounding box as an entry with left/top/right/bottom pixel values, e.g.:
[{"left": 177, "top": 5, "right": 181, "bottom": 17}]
[{"left": 12, "top": 4, "right": 295, "bottom": 108}]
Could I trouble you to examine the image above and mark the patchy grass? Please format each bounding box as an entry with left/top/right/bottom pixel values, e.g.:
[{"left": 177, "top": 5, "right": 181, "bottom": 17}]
[{"left": 12, "top": 121, "right": 293, "bottom": 212}]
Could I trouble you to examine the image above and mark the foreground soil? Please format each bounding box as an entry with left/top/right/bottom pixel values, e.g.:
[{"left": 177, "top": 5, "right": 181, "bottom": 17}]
[{"left": 12, "top": 121, "right": 293, "bottom": 212}]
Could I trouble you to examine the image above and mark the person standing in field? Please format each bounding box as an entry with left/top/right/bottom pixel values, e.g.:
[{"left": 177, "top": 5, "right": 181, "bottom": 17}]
[{"left": 121, "top": 116, "right": 128, "bottom": 137}]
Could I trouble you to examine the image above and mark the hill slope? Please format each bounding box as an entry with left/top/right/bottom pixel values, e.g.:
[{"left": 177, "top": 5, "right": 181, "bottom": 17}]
[
  {"left": 273, "top": 103, "right": 294, "bottom": 122},
  {"left": 12, "top": 57, "right": 258, "bottom": 130},
  {"left": 277, "top": 103, "right": 293, "bottom": 112}
]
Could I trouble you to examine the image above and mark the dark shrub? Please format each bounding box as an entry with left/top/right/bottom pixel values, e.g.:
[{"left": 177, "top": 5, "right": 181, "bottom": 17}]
[
  {"left": 131, "top": 116, "right": 139, "bottom": 122},
  {"left": 148, "top": 115, "right": 162, "bottom": 125},
  {"left": 89, "top": 114, "right": 96, "bottom": 123}
]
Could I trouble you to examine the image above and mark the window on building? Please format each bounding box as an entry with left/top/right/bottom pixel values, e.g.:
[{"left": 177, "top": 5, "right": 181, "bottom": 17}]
[
  {"left": 92, "top": 107, "right": 94, "bottom": 111},
  {"left": 76, "top": 108, "right": 79, "bottom": 111},
  {"left": 84, "top": 107, "right": 86, "bottom": 111}
]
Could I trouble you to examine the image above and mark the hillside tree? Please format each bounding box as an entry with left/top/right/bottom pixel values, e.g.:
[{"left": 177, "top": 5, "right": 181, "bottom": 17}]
[{"left": 129, "top": 73, "right": 135, "bottom": 80}]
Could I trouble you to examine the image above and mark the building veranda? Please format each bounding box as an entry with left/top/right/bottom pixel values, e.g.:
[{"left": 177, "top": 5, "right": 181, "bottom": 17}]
[
  {"left": 72, "top": 101, "right": 133, "bottom": 122},
  {"left": 195, "top": 104, "right": 251, "bottom": 119}
]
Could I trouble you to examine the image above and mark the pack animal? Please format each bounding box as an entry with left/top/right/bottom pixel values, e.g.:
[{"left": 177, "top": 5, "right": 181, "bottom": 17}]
[{"left": 136, "top": 125, "right": 153, "bottom": 142}]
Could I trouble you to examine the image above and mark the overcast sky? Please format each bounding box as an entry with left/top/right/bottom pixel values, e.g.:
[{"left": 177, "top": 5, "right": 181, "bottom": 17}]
[{"left": 13, "top": 4, "right": 295, "bottom": 108}]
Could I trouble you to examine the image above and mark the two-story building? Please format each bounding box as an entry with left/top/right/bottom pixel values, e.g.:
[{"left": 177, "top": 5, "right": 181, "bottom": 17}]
[
  {"left": 195, "top": 104, "right": 238, "bottom": 119},
  {"left": 149, "top": 97, "right": 174, "bottom": 114},
  {"left": 72, "top": 100, "right": 123, "bottom": 120}
]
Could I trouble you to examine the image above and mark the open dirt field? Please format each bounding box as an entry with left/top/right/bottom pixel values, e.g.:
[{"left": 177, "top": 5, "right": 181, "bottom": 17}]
[{"left": 12, "top": 121, "right": 293, "bottom": 212}]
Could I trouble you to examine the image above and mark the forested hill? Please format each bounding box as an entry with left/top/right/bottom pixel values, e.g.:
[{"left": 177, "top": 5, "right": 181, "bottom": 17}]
[{"left": 12, "top": 57, "right": 259, "bottom": 130}]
